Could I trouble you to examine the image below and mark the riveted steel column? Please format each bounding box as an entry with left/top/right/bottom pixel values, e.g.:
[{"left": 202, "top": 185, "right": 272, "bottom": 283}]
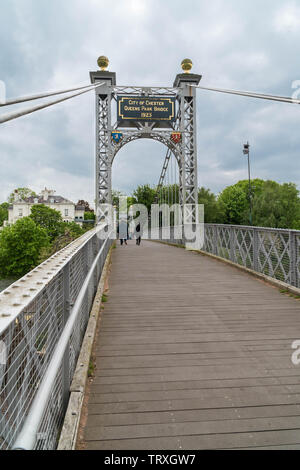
[
  {"left": 90, "top": 71, "right": 116, "bottom": 222},
  {"left": 173, "top": 72, "right": 202, "bottom": 225}
]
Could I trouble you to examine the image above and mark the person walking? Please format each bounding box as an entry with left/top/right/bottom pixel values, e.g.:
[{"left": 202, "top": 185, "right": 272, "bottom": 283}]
[
  {"left": 118, "top": 217, "right": 128, "bottom": 246},
  {"left": 136, "top": 223, "right": 141, "bottom": 246}
]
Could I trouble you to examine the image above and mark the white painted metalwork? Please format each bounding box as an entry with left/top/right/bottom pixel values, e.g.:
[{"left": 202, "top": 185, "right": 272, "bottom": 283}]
[
  {"left": 165, "top": 223, "right": 300, "bottom": 288},
  {"left": 93, "top": 76, "right": 200, "bottom": 223}
]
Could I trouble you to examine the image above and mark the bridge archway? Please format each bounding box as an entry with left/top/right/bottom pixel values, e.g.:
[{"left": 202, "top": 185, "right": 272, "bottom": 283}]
[
  {"left": 90, "top": 65, "right": 202, "bottom": 221},
  {"left": 111, "top": 138, "right": 180, "bottom": 199}
]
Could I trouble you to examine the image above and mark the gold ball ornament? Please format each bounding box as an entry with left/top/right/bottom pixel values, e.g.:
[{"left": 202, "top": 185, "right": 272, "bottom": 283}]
[
  {"left": 181, "top": 58, "right": 193, "bottom": 73},
  {"left": 97, "top": 56, "right": 109, "bottom": 71}
]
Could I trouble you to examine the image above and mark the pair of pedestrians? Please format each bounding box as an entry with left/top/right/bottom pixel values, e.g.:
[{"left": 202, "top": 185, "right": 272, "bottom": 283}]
[{"left": 117, "top": 220, "right": 141, "bottom": 246}]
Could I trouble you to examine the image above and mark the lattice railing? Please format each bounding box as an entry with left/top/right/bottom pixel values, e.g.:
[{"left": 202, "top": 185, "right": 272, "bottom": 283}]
[
  {"left": 163, "top": 223, "right": 300, "bottom": 288},
  {"left": 202, "top": 224, "right": 300, "bottom": 286}
]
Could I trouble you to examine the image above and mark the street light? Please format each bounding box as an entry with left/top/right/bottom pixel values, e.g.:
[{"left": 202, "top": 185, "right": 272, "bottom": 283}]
[{"left": 243, "top": 141, "right": 253, "bottom": 225}]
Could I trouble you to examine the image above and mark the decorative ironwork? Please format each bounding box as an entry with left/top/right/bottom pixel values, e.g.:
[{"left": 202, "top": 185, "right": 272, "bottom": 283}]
[
  {"left": 163, "top": 223, "right": 300, "bottom": 288},
  {"left": 94, "top": 76, "right": 199, "bottom": 223}
]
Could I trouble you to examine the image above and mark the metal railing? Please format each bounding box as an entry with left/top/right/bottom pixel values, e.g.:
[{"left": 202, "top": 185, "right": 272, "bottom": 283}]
[
  {"left": 0, "top": 224, "right": 113, "bottom": 450},
  {"left": 161, "top": 223, "right": 300, "bottom": 288}
]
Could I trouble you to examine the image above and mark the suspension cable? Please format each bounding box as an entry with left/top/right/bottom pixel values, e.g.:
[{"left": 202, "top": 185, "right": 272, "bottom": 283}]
[
  {"left": 193, "top": 84, "right": 300, "bottom": 105},
  {"left": 0, "top": 82, "right": 101, "bottom": 107},
  {"left": 0, "top": 82, "right": 104, "bottom": 124}
]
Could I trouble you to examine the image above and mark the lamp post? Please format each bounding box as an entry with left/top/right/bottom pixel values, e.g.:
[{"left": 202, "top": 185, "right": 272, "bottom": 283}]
[{"left": 243, "top": 142, "right": 252, "bottom": 225}]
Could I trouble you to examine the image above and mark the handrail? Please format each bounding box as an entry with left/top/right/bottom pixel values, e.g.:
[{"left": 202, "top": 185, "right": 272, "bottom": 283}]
[{"left": 12, "top": 232, "right": 112, "bottom": 450}]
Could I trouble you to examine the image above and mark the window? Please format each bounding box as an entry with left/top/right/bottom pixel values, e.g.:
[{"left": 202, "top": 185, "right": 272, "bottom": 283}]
[
  {"left": 18, "top": 209, "right": 23, "bottom": 217},
  {"left": 64, "top": 209, "right": 69, "bottom": 217}
]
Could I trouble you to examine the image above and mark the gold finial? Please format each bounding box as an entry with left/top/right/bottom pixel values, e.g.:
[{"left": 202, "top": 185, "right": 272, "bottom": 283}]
[
  {"left": 97, "top": 56, "right": 109, "bottom": 71},
  {"left": 181, "top": 58, "right": 193, "bottom": 73}
]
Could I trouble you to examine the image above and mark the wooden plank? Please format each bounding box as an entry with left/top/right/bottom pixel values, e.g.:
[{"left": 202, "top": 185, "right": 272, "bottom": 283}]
[
  {"left": 84, "top": 416, "right": 300, "bottom": 441},
  {"left": 80, "top": 240, "right": 300, "bottom": 450},
  {"left": 85, "top": 429, "right": 300, "bottom": 450},
  {"left": 85, "top": 403, "right": 300, "bottom": 427}
]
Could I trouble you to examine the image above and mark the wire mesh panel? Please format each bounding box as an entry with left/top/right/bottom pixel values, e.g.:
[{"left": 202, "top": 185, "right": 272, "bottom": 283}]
[
  {"left": 161, "top": 224, "right": 300, "bottom": 288},
  {"left": 0, "top": 273, "right": 64, "bottom": 450},
  {"left": 0, "top": 225, "right": 113, "bottom": 450},
  {"left": 203, "top": 224, "right": 299, "bottom": 287}
]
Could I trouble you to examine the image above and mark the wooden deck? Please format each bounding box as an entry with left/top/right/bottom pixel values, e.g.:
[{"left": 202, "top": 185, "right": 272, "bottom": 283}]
[{"left": 80, "top": 240, "right": 300, "bottom": 450}]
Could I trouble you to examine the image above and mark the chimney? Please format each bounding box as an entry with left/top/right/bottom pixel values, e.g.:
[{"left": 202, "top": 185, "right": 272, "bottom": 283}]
[
  {"left": 14, "top": 190, "right": 20, "bottom": 202},
  {"left": 41, "top": 187, "right": 49, "bottom": 201}
]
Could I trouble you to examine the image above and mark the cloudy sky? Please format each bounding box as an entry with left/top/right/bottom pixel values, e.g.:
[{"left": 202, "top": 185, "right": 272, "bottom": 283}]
[{"left": 1, "top": 0, "right": 300, "bottom": 206}]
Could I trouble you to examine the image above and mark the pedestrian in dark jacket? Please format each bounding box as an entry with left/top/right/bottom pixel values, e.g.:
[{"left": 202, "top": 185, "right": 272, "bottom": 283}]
[{"left": 136, "top": 223, "right": 141, "bottom": 246}]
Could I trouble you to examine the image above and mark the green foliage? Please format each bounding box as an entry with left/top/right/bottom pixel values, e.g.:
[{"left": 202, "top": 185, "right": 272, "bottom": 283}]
[
  {"left": 0, "top": 203, "right": 9, "bottom": 226},
  {"left": 29, "top": 204, "right": 64, "bottom": 241},
  {"left": 198, "top": 187, "right": 225, "bottom": 223},
  {"left": 40, "top": 221, "right": 86, "bottom": 260},
  {"left": 217, "top": 179, "right": 265, "bottom": 225},
  {"left": 84, "top": 211, "right": 96, "bottom": 221},
  {"left": 132, "top": 184, "right": 157, "bottom": 213},
  {"left": 252, "top": 181, "right": 300, "bottom": 229},
  {"left": 62, "top": 221, "right": 85, "bottom": 237},
  {"left": 158, "top": 184, "right": 180, "bottom": 205},
  {"left": 112, "top": 190, "right": 125, "bottom": 208},
  {"left": 8, "top": 187, "right": 37, "bottom": 203},
  {"left": 0, "top": 217, "right": 49, "bottom": 277}
]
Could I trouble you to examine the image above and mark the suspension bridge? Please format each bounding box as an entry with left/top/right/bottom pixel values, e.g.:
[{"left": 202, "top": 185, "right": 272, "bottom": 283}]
[{"left": 1, "top": 57, "right": 300, "bottom": 450}]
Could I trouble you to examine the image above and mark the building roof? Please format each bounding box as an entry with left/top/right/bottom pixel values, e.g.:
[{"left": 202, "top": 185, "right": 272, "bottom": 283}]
[{"left": 15, "top": 195, "right": 74, "bottom": 205}]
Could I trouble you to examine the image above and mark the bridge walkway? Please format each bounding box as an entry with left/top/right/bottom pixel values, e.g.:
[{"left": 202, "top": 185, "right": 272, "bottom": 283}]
[{"left": 79, "top": 240, "right": 300, "bottom": 450}]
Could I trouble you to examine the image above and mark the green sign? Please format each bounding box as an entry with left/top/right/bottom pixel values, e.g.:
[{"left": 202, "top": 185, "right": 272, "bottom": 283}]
[{"left": 117, "top": 96, "right": 176, "bottom": 122}]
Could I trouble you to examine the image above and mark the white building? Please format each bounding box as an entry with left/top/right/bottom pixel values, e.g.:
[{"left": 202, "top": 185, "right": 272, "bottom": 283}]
[{"left": 6, "top": 188, "right": 85, "bottom": 225}]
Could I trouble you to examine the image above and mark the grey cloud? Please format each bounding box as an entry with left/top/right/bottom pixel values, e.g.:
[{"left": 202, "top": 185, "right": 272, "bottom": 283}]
[{"left": 1, "top": 0, "right": 300, "bottom": 205}]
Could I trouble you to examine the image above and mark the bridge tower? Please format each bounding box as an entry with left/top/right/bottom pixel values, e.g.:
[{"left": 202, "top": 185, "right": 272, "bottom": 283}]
[{"left": 90, "top": 56, "right": 201, "bottom": 222}]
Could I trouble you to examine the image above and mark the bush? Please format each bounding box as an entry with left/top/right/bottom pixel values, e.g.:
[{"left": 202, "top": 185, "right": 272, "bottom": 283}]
[
  {"left": 29, "top": 204, "right": 65, "bottom": 241},
  {"left": 0, "top": 217, "right": 49, "bottom": 277}
]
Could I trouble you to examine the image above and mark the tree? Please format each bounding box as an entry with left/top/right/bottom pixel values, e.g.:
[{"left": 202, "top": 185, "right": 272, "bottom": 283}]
[
  {"left": 217, "top": 179, "right": 265, "bottom": 225},
  {"left": 8, "top": 187, "right": 37, "bottom": 203},
  {"left": 159, "top": 184, "right": 180, "bottom": 205},
  {"left": 77, "top": 200, "right": 94, "bottom": 212},
  {"left": 0, "top": 218, "right": 49, "bottom": 278},
  {"left": 252, "top": 181, "right": 300, "bottom": 229},
  {"left": 112, "top": 190, "right": 125, "bottom": 208},
  {"left": 0, "top": 202, "right": 9, "bottom": 226},
  {"left": 132, "top": 184, "right": 157, "bottom": 213},
  {"left": 29, "top": 204, "right": 64, "bottom": 241},
  {"left": 84, "top": 211, "right": 96, "bottom": 221},
  {"left": 198, "top": 187, "right": 225, "bottom": 223}
]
